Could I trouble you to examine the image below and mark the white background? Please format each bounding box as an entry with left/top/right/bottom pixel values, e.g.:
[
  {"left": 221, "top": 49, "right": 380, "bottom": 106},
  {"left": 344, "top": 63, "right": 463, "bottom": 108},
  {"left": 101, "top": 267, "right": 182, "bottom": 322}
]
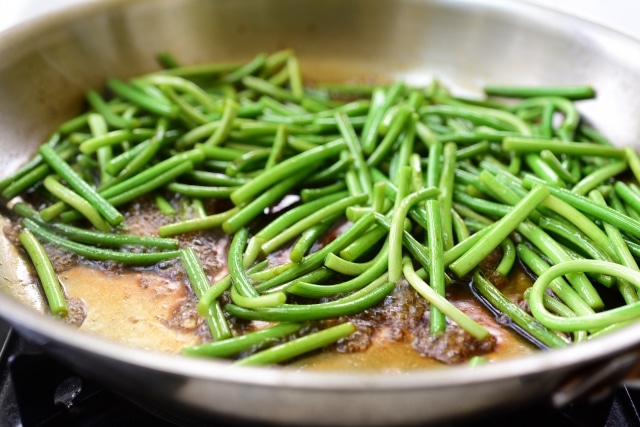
[{"left": 0, "top": 0, "right": 639, "bottom": 40}]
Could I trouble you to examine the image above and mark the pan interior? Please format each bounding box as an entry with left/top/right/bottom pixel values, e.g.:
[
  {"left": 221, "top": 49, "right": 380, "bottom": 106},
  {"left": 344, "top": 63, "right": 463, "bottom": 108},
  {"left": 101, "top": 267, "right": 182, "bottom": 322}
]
[{"left": 2, "top": 0, "right": 640, "bottom": 419}]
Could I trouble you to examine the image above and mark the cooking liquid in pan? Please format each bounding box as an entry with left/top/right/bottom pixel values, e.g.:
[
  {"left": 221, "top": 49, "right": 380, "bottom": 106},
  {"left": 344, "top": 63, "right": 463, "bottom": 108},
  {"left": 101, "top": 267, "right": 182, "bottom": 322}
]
[
  {"left": 53, "top": 259, "right": 538, "bottom": 371},
  {"left": 4, "top": 195, "right": 536, "bottom": 371}
]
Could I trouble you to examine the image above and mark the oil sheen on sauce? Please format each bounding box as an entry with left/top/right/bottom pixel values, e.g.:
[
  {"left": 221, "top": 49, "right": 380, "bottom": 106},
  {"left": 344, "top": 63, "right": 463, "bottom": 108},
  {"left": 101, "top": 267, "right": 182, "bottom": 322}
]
[
  {"left": 59, "top": 266, "right": 203, "bottom": 353},
  {"left": 289, "top": 271, "right": 537, "bottom": 371},
  {"left": 56, "top": 262, "right": 536, "bottom": 371},
  {"left": 4, "top": 198, "right": 537, "bottom": 371}
]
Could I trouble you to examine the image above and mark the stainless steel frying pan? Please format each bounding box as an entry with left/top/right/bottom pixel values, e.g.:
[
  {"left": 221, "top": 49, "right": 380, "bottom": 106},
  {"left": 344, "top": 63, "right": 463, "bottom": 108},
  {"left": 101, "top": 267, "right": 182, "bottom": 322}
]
[{"left": 3, "top": 0, "right": 640, "bottom": 425}]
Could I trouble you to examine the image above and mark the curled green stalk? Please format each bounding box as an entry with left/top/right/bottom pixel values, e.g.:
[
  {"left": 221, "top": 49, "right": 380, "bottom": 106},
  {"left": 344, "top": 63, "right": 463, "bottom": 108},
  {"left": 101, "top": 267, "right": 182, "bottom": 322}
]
[
  {"left": 516, "top": 243, "right": 594, "bottom": 315},
  {"left": 227, "top": 228, "right": 287, "bottom": 308},
  {"left": 324, "top": 252, "right": 376, "bottom": 276},
  {"left": 197, "top": 260, "right": 268, "bottom": 316},
  {"left": 289, "top": 214, "right": 341, "bottom": 263},
  {"left": 571, "top": 161, "right": 627, "bottom": 196},
  {"left": 230, "top": 285, "right": 287, "bottom": 309},
  {"left": 517, "top": 220, "right": 604, "bottom": 310},
  {"left": 529, "top": 260, "right": 640, "bottom": 332},
  {"left": 388, "top": 186, "right": 439, "bottom": 282},
  {"left": 140, "top": 74, "right": 217, "bottom": 113},
  {"left": 254, "top": 212, "right": 376, "bottom": 292},
  {"left": 290, "top": 266, "right": 390, "bottom": 301},
  {"left": 495, "top": 238, "right": 516, "bottom": 277},
  {"left": 226, "top": 279, "right": 395, "bottom": 322},
  {"left": 404, "top": 259, "right": 488, "bottom": 340}
]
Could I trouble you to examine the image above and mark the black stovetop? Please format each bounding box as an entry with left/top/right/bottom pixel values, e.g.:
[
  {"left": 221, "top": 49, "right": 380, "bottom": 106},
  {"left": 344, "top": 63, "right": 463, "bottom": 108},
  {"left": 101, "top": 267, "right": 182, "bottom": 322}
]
[{"left": 1, "top": 318, "right": 639, "bottom": 427}]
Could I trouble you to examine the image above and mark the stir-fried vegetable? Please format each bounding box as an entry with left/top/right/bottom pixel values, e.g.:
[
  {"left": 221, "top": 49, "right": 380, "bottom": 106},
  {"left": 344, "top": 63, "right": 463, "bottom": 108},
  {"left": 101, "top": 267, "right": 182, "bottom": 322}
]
[{"left": 4, "top": 49, "right": 640, "bottom": 366}]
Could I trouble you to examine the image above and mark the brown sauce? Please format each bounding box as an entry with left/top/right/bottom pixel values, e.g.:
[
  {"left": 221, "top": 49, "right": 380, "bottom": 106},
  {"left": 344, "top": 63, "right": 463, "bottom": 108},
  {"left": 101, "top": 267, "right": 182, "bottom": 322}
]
[
  {"left": 3, "top": 193, "right": 539, "bottom": 370},
  {"left": 59, "top": 266, "right": 202, "bottom": 353},
  {"left": 53, "top": 263, "right": 536, "bottom": 371},
  {"left": 290, "top": 269, "right": 537, "bottom": 371},
  {"left": 0, "top": 178, "right": 546, "bottom": 376}
]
